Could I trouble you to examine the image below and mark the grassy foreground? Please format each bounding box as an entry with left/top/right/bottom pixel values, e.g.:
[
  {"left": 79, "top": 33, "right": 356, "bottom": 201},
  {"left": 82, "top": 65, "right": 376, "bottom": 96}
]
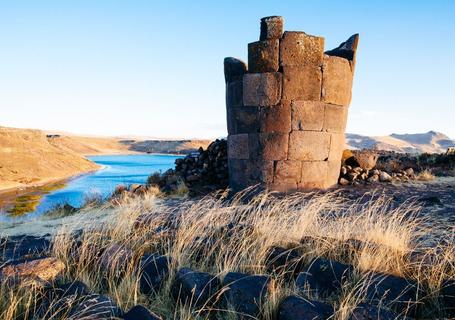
[{"left": 1, "top": 189, "right": 454, "bottom": 319}]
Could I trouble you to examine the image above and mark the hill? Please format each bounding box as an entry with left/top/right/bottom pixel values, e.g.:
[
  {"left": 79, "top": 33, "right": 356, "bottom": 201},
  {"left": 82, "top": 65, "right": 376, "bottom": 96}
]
[
  {"left": 0, "top": 127, "right": 211, "bottom": 192},
  {"left": 0, "top": 127, "right": 99, "bottom": 192},
  {"left": 346, "top": 131, "right": 455, "bottom": 153}
]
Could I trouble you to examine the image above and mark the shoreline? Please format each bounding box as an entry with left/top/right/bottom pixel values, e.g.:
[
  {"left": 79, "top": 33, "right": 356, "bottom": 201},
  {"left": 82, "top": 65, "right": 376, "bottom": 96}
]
[{"left": 0, "top": 152, "right": 182, "bottom": 198}]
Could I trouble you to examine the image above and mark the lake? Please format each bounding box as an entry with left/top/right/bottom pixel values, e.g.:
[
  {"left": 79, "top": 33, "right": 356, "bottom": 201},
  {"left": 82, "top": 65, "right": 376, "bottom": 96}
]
[{"left": 0, "top": 154, "right": 181, "bottom": 221}]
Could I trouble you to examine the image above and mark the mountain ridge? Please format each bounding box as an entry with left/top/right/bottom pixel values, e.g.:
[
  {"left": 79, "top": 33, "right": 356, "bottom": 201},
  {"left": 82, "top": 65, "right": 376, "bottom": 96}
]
[{"left": 346, "top": 131, "right": 455, "bottom": 154}]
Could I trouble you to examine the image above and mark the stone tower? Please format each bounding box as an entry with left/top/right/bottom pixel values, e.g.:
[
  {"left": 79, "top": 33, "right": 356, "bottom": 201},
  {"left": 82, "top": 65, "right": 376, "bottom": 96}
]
[{"left": 225, "top": 16, "right": 359, "bottom": 192}]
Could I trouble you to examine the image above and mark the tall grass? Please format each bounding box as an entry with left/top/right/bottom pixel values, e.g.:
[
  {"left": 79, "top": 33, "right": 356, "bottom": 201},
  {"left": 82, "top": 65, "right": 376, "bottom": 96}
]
[{"left": 1, "top": 189, "right": 453, "bottom": 319}]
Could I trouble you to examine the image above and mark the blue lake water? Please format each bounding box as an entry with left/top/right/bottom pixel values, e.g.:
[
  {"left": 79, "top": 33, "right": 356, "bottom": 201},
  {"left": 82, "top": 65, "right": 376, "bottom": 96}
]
[{"left": 0, "top": 154, "right": 181, "bottom": 221}]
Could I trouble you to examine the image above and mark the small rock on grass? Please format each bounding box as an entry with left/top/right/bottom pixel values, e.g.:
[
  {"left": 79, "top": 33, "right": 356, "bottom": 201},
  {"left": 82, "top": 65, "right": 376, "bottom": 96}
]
[
  {"left": 171, "top": 267, "right": 220, "bottom": 309},
  {"left": 348, "top": 303, "right": 400, "bottom": 320},
  {"left": 221, "top": 272, "right": 270, "bottom": 319},
  {"left": 124, "top": 305, "right": 161, "bottom": 320},
  {"left": 296, "top": 257, "right": 353, "bottom": 297},
  {"left": 278, "top": 295, "right": 333, "bottom": 320},
  {"left": 139, "top": 254, "right": 172, "bottom": 295},
  {"left": 68, "top": 294, "right": 123, "bottom": 319}
]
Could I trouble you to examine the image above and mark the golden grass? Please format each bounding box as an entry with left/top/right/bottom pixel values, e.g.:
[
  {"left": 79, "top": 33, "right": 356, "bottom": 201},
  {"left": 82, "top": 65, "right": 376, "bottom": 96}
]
[
  {"left": 1, "top": 188, "right": 453, "bottom": 319},
  {"left": 416, "top": 169, "right": 436, "bottom": 181}
]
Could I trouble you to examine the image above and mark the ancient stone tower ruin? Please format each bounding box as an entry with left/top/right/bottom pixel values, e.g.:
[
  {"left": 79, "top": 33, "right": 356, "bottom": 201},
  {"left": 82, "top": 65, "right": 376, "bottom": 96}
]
[{"left": 224, "top": 16, "right": 359, "bottom": 192}]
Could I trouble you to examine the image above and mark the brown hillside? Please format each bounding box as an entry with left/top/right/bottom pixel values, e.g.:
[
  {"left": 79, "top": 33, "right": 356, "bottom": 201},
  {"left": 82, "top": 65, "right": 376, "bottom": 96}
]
[{"left": 0, "top": 127, "right": 99, "bottom": 192}]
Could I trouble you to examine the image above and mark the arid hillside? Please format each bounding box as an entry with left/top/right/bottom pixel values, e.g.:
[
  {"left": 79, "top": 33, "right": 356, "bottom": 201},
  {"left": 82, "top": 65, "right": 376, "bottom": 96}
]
[
  {"left": 0, "top": 127, "right": 99, "bottom": 192},
  {"left": 0, "top": 127, "right": 211, "bottom": 192},
  {"left": 346, "top": 131, "right": 455, "bottom": 153}
]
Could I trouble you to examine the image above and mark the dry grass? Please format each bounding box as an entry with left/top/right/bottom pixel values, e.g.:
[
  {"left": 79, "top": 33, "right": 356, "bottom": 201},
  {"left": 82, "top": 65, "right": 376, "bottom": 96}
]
[
  {"left": 1, "top": 188, "right": 453, "bottom": 319},
  {"left": 416, "top": 169, "right": 436, "bottom": 181}
]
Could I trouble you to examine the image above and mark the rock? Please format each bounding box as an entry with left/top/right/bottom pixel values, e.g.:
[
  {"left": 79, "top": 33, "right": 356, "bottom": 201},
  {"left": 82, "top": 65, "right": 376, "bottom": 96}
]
[
  {"left": 124, "top": 305, "right": 161, "bottom": 320},
  {"left": 221, "top": 272, "right": 270, "bottom": 319},
  {"left": 441, "top": 280, "right": 455, "bottom": 318},
  {"left": 259, "top": 16, "right": 284, "bottom": 41},
  {"left": 224, "top": 57, "right": 247, "bottom": 83},
  {"left": 55, "top": 280, "right": 90, "bottom": 298},
  {"left": 265, "top": 246, "right": 303, "bottom": 277},
  {"left": 139, "top": 254, "right": 172, "bottom": 295},
  {"left": 340, "top": 165, "right": 348, "bottom": 176},
  {"left": 418, "top": 196, "right": 442, "bottom": 206},
  {"left": 69, "top": 294, "right": 123, "bottom": 319},
  {"left": 345, "top": 150, "right": 378, "bottom": 170},
  {"left": 339, "top": 177, "right": 350, "bottom": 186},
  {"left": 248, "top": 39, "right": 279, "bottom": 73},
  {"left": 379, "top": 171, "right": 392, "bottom": 182},
  {"left": 0, "top": 235, "right": 51, "bottom": 262},
  {"left": 0, "top": 257, "right": 65, "bottom": 285},
  {"left": 325, "top": 34, "right": 360, "bottom": 63},
  {"left": 348, "top": 303, "right": 398, "bottom": 320},
  {"left": 367, "top": 174, "right": 379, "bottom": 183},
  {"left": 278, "top": 295, "right": 333, "bottom": 320},
  {"left": 171, "top": 267, "right": 220, "bottom": 309},
  {"left": 113, "top": 184, "right": 127, "bottom": 196},
  {"left": 347, "top": 171, "right": 358, "bottom": 181},
  {"left": 99, "top": 243, "right": 134, "bottom": 277},
  {"left": 296, "top": 257, "right": 353, "bottom": 297},
  {"left": 364, "top": 271, "right": 419, "bottom": 316}
]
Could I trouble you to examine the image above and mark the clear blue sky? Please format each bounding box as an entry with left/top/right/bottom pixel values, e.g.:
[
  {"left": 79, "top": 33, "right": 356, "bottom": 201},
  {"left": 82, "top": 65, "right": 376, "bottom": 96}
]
[{"left": 1, "top": 1, "right": 454, "bottom": 139}]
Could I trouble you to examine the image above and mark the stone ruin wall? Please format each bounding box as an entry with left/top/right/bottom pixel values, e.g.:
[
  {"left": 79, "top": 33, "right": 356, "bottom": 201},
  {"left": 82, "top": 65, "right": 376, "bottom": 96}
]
[{"left": 224, "top": 16, "right": 359, "bottom": 192}]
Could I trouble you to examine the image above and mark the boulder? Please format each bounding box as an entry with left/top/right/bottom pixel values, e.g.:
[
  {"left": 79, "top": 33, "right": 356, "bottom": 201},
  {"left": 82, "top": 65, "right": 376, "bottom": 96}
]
[
  {"left": 171, "top": 267, "right": 220, "bottom": 309},
  {"left": 124, "top": 305, "right": 161, "bottom": 320},
  {"left": 348, "top": 303, "right": 399, "bottom": 320},
  {"left": 265, "top": 246, "right": 303, "bottom": 277},
  {"left": 68, "top": 294, "right": 123, "bottom": 319},
  {"left": 295, "top": 257, "right": 353, "bottom": 297},
  {"left": 139, "top": 254, "right": 172, "bottom": 294},
  {"left": 221, "top": 272, "right": 270, "bottom": 319},
  {"left": 99, "top": 243, "right": 134, "bottom": 277},
  {"left": 364, "top": 271, "right": 419, "bottom": 317},
  {"left": 54, "top": 280, "right": 90, "bottom": 298},
  {"left": 441, "top": 280, "right": 455, "bottom": 318},
  {"left": 0, "top": 257, "right": 65, "bottom": 285},
  {"left": 278, "top": 295, "right": 333, "bottom": 320},
  {"left": 345, "top": 150, "right": 378, "bottom": 170},
  {"left": 0, "top": 235, "right": 50, "bottom": 262},
  {"left": 379, "top": 171, "right": 392, "bottom": 182}
]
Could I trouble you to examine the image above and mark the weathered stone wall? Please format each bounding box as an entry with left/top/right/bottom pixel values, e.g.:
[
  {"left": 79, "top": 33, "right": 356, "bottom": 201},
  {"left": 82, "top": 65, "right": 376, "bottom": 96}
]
[{"left": 225, "top": 16, "right": 359, "bottom": 192}]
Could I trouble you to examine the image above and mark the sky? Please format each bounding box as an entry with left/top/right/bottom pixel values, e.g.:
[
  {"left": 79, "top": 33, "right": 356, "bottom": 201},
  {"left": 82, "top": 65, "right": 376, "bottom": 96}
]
[{"left": 0, "top": 1, "right": 454, "bottom": 139}]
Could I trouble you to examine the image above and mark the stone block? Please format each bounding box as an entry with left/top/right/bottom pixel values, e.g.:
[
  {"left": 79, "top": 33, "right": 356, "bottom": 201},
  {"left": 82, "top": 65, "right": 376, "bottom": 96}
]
[
  {"left": 260, "top": 101, "right": 291, "bottom": 133},
  {"left": 228, "top": 134, "right": 249, "bottom": 159},
  {"left": 243, "top": 73, "right": 282, "bottom": 107},
  {"left": 269, "top": 181, "right": 298, "bottom": 193},
  {"left": 226, "top": 80, "right": 243, "bottom": 108},
  {"left": 247, "top": 159, "right": 274, "bottom": 185},
  {"left": 288, "top": 131, "right": 330, "bottom": 161},
  {"left": 282, "top": 66, "right": 322, "bottom": 101},
  {"left": 322, "top": 55, "right": 353, "bottom": 106},
  {"left": 299, "top": 161, "right": 328, "bottom": 189},
  {"left": 228, "top": 159, "right": 249, "bottom": 191},
  {"left": 323, "top": 104, "right": 348, "bottom": 133},
  {"left": 224, "top": 57, "right": 247, "bottom": 83},
  {"left": 325, "top": 34, "right": 359, "bottom": 70},
  {"left": 326, "top": 160, "right": 341, "bottom": 187},
  {"left": 328, "top": 133, "right": 345, "bottom": 161},
  {"left": 279, "top": 31, "right": 324, "bottom": 67},
  {"left": 274, "top": 160, "right": 302, "bottom": 184},
  {"left": 260, "top": 16, "right": 284, "bottom": 40},
  {"left": 227, "top": 106, "right": 260, "bottom": 135},
  {"left": 248, "top": 40, "right": 279, "bottom": 73},
  {"left": 291, "top": 100, "right": 324, "bottom": 131},
  {"left": 249, "top": 133, "right": 288, "bottom": 160}
]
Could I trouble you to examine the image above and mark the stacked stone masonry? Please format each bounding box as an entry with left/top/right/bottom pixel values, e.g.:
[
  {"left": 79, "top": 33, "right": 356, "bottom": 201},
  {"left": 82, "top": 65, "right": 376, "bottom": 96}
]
[{"left": 225, "top": 16, "right": 359, "bottom": 192}]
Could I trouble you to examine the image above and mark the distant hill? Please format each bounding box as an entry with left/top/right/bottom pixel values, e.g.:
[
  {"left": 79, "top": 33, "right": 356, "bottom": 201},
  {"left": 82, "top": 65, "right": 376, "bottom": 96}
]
[
  {"left": 0, "top": 126, "right": 211, "bottom": 192},
  {"left": 0, "top": 127, "right": 99, "bottom": 192},
  {"left": 346, "top": 131, "right": 455, "bottom": 154}
]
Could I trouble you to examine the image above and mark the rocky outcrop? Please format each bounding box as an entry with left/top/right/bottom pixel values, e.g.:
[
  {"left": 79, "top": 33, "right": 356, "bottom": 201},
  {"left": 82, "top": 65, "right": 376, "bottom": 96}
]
[{"left": 225, "top": 16, "right": 359, "bottom": 192}]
